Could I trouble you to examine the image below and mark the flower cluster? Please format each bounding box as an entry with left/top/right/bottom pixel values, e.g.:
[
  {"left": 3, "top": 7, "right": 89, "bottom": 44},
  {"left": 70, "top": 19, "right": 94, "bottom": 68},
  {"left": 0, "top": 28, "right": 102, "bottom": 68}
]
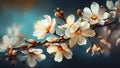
[{"left": 0, "top": 0, "right": 120, "bottom": 68}]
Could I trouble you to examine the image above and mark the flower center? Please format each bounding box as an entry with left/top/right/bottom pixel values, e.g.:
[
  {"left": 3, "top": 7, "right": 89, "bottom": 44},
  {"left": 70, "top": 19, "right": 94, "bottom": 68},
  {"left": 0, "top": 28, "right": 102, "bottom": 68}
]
[
  {"left": 58, "top": 46, "right": 63, "bottom": 51},
  {"left": 75, "top": 28, "right": 82, "bottom": 35},
  {"left": 91, "top": 14, "right": 98, "bottom": 20},
  {"left": 29, "top": 52, "right": 35, "bottom": 58},
  {"left": 46, "top": 26, "right": 51, "bottom": 33},
  {"left": 69, "top": 24, "right": 74, "bottom": 28}
]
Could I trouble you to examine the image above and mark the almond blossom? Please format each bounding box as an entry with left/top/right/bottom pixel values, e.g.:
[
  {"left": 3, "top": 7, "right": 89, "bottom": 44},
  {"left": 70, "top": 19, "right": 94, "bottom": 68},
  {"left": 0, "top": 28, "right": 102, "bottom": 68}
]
[
  {"left": 58, "top": 15, "right": 76, "bottom": 30},
  {"left": 0, "top": 35, "right": 16, "bottom": 52},
  {"left": 0, "top": 25, "right": 22, "bottom": 52},
  {"left": 20, "top": 48, "right": 46, "bottom": 67},
  {"left": 33, "top": 15, "right": 56, "bottom": 40},
  {"left": 82, "top": 2, "right": 109, "bottom": 25},
  {"left": 7, "top": 24, "right": 21, "bottom": 37},
  {"left": 106, "top": 0, "right": 120, "bottom": 10},
  {"left": 106, "top": 0, "right": 120, "bottom": 22},
  {"left": 47, "top": 43, "right": 72, "bottom": 62},
  {"left": 65, "top": 18, "right": 96, "bottom": 48}
]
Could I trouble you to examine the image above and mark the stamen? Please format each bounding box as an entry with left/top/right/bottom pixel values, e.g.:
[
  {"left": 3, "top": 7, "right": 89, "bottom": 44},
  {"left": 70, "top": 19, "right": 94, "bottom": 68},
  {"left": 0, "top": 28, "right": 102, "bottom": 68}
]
[
  {"left": 58, "top": 46, "right": 63, "bottom": 51},
  {"left": 46, "top": 26, "right": 51, "bottom": 33},
  {"left": 91, "top": 14, "right": 98, "bottom": 20}
]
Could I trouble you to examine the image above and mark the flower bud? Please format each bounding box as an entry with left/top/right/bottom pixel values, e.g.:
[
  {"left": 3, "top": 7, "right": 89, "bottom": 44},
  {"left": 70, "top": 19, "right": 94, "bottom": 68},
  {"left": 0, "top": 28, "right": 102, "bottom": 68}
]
[
  {"left": 29, "top": 39, "right": 36, "bottom": 44},
  {"left": 77, "top": 9, "right": 82, "bottom": 16},
  {"left": 54, "top": 12, "right": 61, "bottom": 18},
  {"left": 12, "top": 50, "right": 17, "bottom": 56},
  {"left": 44, "top": 43, "right": 50, "bottom": 47}
]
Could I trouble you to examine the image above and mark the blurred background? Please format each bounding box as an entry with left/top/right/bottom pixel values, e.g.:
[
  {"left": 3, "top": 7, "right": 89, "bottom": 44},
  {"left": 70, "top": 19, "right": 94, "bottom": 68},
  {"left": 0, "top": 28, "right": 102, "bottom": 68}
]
[{"left": 0, "top": 0, "right": 120, "bottom": 68}]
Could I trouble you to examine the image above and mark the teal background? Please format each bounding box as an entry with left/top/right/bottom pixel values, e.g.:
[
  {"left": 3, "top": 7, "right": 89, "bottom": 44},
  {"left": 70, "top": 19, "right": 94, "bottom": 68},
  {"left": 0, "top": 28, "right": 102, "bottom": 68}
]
[{"left": 0, "top": 0, "right": 120, "bottom": 68}]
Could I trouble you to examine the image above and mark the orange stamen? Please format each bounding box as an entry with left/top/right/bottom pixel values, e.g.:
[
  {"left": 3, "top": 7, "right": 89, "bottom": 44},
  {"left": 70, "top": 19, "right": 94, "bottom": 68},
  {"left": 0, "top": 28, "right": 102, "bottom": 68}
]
[{"left": 91, "top": 14, "right": 98, "bottom": 20}]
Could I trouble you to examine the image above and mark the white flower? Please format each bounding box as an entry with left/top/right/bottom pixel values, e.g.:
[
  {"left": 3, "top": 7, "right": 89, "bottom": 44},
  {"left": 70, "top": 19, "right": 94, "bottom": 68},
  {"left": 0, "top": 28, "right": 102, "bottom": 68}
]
[
  {"left": 106, "top": 0, "right": 120, "bottom": 10},
  {"left": 106, "top": 0, "right": 120, "bottom": 22},
  {"left": 33, "top": 15, "right": 56, "bottom": 40},
  {"left": 65, "top": 18, "right": 96, "bottom": 48},
  {"left": 47, "top": 43, "right": 72, "bottom": 62},
  {"left": 7, "top": 24, "right": 21, "bottom": 37},
  {"left": 21, "top": 48, "right": 46, "bottom": 67},
  {"left": 0, "top": 35, "right": 16, "bottom": 52},
  {"left": 82, "top": 2, "right": 110, "bottom": 25},
  {"left": 58, "top": 15, "right": 78, "bottom": 30}
]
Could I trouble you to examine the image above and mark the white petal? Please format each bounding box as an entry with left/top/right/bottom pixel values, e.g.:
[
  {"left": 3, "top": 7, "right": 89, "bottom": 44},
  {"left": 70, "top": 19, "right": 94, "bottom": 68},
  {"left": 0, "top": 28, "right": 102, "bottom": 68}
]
[
  {"left": 91, "top": 2, "right": 99, "bottom": 14},
  {"left": 34, "top": 21, "right": 45, "bottom": 30},
  {"left": 0, "top": 47, "right": 5, "bottom": 52},
  {"left": 33, "top": 30, "right": 46, "bottom": 40},
  {"left": 70, "top": 20, "right": 80, "bottom": 33},
  {"left": 35, "top": 54, "right": 46, "bottom": 62},
  {"left": 106, "top": 0, "right": 115, "bottom": 10},
  {"left": 58, "top": 25, "right": 65, "bottom": 30},
  {"left": 82, "top": 29, "right": 96, "bottom": 37},
  {"left": 46, "top": 37, "right": 56, "bottom": 42},
  {"left": 9, "top": 37, "right": 17, "bottom": 46},
  {"left": 63, "top": 50, "right": 72, "bottom": 59},
  {"left": 21, "top": 50, "right": 28, "bottom": 54},
  {"left": 54, "top": 51, "right": 63, "bottom": 62},
  {"left": 3, "top": 35, "right": 9, "bottom": 44},
  {"left": 60, "top": 43, "right": 69, "bottom": 51},
  {"left": 77, "top": 36, "right": 87, "bottom": 45},
  {"left": 7, "top": 27, "right": 13, "bottom": 36},
  {"left": 79, "top": 21, "right": 90, "bottom": 30},
  {"left": 99, "top": 20, "right": 105, "bottom": 25},
  {"left": 115, "top": 0, "right": 120, "bottom": 7},
  {"left": 83, "top": 7, "right": 92, "bottom": 17},
  {"left": 47, "top": 45, "right": 58, "bottom": 54},
  {"left": 66, "top": 15, "right": 75, "bottom": 24},
  {"left": 29, "top": 48, "right": 43, "bottom": 54},
  {"left": 102, "top": 12, "right": 110, "bottom": 19},
  {"left": 44, "top": 15, "right": 51, "bottom": 24},
  {"left": 27, "top": 56, "right": 37, "bottom": 67},
  {"left": 65, "top": 29, "right": 75, "bottom": 37},
  {"left": 90, "top": 19, "right": 99, "bottom": 25},
  {"left": 60, "top": 43, "right": 73, "bottom": 59},
  {"left": 18, "top": 56, "right": 27, "bottom": 61},
  {"left": 98, "top": 6, "right": 106, "bottom": 16},
  {"left": 12, "top": 25, "right": 20, "bottom": 36},
  {"left": 69, "top": 36, "right": 77, "bottom": 48},
  {"left": 40, "top": 54, "right": 46, "bottom": 60},
  {"left": 50, "top": 18, "right": 56, "bottom": 33}
]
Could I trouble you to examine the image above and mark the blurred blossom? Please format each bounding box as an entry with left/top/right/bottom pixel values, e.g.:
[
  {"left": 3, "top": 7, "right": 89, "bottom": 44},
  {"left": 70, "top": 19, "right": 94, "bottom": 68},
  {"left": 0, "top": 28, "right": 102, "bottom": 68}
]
[
  {"left": 20, "top": 48, "right": 46, "bottom": 67},
  {"left": 0, "top": 24, "right": 22, "bottom": 52},
  {"left": 33, "top": 15, "right": 56, "bottom": 40},
  {"left": 106, "top": 0, "right": 120, "bottom": 22}
]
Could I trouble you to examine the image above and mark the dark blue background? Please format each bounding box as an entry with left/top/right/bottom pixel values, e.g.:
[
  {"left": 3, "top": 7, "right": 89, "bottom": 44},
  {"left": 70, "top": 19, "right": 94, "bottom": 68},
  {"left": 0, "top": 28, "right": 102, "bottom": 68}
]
[{"left": 0, "top": 0, "right": 120, "bottom": 68}]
